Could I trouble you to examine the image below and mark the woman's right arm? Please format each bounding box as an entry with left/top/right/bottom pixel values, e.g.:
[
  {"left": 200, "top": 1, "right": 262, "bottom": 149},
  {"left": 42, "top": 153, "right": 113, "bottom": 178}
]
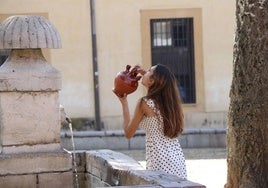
[{"left": 118, "top": 96, "right": 144, "bottom": 139}]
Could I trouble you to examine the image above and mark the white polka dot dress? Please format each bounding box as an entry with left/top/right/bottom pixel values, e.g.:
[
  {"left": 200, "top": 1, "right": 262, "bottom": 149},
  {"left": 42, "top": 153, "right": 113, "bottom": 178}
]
[{"left": 139, "top": 98, "right": 187, "bottom": 179}]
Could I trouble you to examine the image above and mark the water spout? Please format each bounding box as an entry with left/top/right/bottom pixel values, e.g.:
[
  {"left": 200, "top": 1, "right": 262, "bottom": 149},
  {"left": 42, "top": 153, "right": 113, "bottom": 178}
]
[{"left": 60, "top": 105, "right": 79, "bottom": 187}]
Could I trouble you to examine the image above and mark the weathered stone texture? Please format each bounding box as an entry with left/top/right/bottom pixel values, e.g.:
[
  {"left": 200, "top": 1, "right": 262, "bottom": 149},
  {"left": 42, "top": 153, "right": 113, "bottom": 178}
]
[
  {"left": 0, "top": 174, "right": 36, "bottom": 188},
  {"left": 83, "top": 149, "right": 206, "bottom": 187},
  {"left": 0, "top": 15, "right": 73, "bottom": 188},
  {"left": 0, "top": 15, "right": 61, "bottom": 49},
  {"left": 0, "top": 49, "right": 61, "bottom": 91},
  {"left": 0, "top": 92, "right": 61, "bottom": 147},
  {"left": 0, "top": 151, "right": 72, "bottom": 175},
  {"left": 38, "top": 171, "right": 73, "bottom": 188}
]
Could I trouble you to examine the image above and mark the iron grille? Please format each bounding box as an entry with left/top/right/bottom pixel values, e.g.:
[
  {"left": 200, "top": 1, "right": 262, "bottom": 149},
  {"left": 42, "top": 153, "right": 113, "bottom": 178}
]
[{"left": 150, "top": 18, "right": 196, "bottom": 104}]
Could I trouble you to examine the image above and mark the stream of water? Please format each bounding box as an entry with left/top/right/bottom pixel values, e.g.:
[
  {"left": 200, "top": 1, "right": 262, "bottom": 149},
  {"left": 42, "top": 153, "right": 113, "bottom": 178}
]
[{"left": 68, "top": 122, "right": 80, "bottom": 188}]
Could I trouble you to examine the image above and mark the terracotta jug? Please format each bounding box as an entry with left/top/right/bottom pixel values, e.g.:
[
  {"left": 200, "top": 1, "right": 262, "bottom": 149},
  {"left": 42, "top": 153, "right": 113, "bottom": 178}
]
[{"left": 113, "top": 65, "right": 142, "bottom": 97}]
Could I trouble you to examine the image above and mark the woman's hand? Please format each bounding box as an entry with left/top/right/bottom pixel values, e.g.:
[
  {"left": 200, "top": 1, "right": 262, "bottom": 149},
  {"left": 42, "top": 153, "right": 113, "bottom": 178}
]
[
  {"left": 113, "top": 89, "right": 128, "bottom": 103},
  {"left": 136, "top": 66, "right": 146, "bottom": 75}
]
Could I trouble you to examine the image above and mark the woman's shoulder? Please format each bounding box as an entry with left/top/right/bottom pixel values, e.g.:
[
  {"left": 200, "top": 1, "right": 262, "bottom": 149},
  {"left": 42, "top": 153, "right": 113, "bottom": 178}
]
[
  {"left": 140, "top": 97, "right": 158, "bottom": 116},
  {"left": 141, "top": 97, "right": 154, "bottom": 104},
  {"left": 142, "top": 97, "right": 156, "bottom": 107}
]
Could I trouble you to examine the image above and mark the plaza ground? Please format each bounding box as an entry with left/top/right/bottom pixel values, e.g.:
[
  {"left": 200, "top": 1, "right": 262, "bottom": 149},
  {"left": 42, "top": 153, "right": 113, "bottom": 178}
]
[{"left": 119, "top": 148, "right": 227, "bottom": 188}]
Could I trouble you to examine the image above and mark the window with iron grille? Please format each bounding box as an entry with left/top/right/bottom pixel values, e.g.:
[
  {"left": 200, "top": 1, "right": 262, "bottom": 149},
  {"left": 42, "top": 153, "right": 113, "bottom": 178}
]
[
  {"left": 150, "top": 18, "right": 196, "bottom": 104},
  {"left": 0, "top": 50, "right": 10, "bottom": 66}
]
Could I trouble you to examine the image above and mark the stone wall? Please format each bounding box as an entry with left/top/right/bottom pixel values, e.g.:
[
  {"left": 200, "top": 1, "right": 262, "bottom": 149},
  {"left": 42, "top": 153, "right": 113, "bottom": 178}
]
[
  {"left": 0, "top": 151, "right": 73, "bottom": 188},
  {"left": 74, "top": 149, "right": 205, "bottom": 188},
  {"left": 61, "top": 128, "right": 226, "bottom": 151}
]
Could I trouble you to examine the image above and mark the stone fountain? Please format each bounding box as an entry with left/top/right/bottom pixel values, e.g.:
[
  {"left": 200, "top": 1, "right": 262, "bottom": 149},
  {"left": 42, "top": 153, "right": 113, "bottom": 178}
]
[
  {"left": 0, "top": 15, "right": 73, "bottom": 187},
  {"left": 0, "top": 15, "right": 206, "bottom": 188}
]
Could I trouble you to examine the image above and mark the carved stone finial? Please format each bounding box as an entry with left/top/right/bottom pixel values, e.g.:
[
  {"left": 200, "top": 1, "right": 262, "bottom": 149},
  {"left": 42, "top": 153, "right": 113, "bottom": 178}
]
[{"left": 0, "top": 15, "right": 61, "bottom": 49}]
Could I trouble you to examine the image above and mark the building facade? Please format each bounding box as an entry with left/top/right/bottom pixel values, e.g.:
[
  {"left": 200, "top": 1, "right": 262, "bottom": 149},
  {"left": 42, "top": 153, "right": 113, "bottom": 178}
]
[{"left": 0, "top": 0, "right": 236, "bottom": 130}]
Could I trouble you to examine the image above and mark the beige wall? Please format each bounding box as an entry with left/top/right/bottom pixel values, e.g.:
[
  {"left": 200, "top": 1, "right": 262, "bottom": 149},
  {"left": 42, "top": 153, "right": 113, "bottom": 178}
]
[
  {"left": 201, "top": 1, "right": 235, "bottom": 112},
  {"left": 95, "top": 0, "right": 236, "bottom": 129},
  {"left": 0, "top": 0, "right": 236, "bottom": 129},
  {"left": 1, "top": 0, "right": 94, "bottom": 118}
]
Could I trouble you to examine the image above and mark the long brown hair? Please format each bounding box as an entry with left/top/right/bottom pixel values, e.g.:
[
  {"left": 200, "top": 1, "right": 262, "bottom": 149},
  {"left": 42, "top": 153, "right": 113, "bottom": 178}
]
[{"left": 146, "top": 64, "right": 184, "bottom": 138}]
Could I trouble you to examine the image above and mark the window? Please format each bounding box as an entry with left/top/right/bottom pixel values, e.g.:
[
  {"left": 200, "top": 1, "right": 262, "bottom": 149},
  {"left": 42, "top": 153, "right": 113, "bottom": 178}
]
[
  {"left": 152, "top": 21, "right": 172, "bottom": 47},
  {"left": 150, "top": 18, "right": 196, "bottom": 104}
]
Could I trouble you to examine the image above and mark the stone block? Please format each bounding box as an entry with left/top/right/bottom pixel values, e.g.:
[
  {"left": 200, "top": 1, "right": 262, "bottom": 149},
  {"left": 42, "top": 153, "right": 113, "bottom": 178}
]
[
  {"left": 0, "top": 151, "right": 72, "bottom": 175},
  {"left": 129, "top": 135, "right": 145, "bottom": 150},
  {"left": 68, "top": 137, "right": 106, "bottom": 150},
  {"left": 186, "top": 134, "right": 210, "bottom": 148},
  {"left": 85, "top": 173, "right": 111, "bottom": 188},
  {"left": 209, "top": 133, "right": 226, "bottom": 147},
  {"left": 0, "top": 174, "right": 36, "bottom": 188},
  {"left": 61, "top": 129, "right": 226, "bottom": 150},
  {"left": 84, "top": 149, "right": 205, "bottom": 187},
  {"left": 2, "top": 143, "right": 61, "bottom": 154},
  {"left": 178, "top": 135, "right": 187, "bottom": 148},
  {"left": 184, "top": 112, "right": 227, "bottom": 128},
  {"left": 130, "top": 170, "right": 206, "bottom": 188},
  {"left": 62, "top": 132, "right": 129, "bottom": 151},
  {"left": 117, "top": 170, "right": 151, "bottom": 186},
  {"left": 86, "top": 150, "right": 144, "bottom": 185},
  {"left": 74, "top": 172, "right": 86, "bottom": 188},
  {"left": 0, "top": 92, "right": 61, "bottom": 147},
  {"left": 0, "top": 49, "right": 61, "bottom": 91},
  {"left": 104, "top": 136, "right": 130, "bottom": 150},
  {"left": 38, "top": 171, "right": 73, "bottom": 188},
  {"left": 72, "top": 150, "right": 87, "bottom": 173}
]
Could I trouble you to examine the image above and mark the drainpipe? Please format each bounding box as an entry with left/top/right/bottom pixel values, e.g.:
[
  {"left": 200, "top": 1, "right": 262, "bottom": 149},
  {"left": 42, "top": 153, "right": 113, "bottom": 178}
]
[{"left": 90, "top": 0, "right": 101, "bottom": 130}]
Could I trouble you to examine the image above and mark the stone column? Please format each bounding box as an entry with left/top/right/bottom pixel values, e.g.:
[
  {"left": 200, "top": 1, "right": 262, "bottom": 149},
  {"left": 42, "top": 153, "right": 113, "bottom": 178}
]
[{"left": 0, "top": 15, "right": 73, "bottom": 188}]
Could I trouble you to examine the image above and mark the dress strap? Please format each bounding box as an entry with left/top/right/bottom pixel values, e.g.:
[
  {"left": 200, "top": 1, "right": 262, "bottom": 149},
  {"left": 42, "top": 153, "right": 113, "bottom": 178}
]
[
  {"left": 143, "top": 98, "right": 157, "bottom": 113},
  {"left": 143, "top": 98, "right": 163, "bottom": 122}
]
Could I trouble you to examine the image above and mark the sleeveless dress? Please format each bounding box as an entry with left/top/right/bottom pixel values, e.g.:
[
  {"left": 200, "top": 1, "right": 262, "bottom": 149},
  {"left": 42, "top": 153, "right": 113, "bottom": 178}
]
[{"left": 139, "top": 98, "right": 187, "bottom": 179}]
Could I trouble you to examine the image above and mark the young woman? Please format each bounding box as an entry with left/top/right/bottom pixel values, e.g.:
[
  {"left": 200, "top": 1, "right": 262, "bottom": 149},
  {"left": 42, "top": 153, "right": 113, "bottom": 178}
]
[{"left": 114, "top": 64, "right": 187, "bottom": 179}]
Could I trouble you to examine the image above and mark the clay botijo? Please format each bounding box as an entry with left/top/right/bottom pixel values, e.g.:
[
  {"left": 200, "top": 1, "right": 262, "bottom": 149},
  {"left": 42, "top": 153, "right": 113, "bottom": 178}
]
[{"left": 113, "top": 65, "right": 142, "bottom": 97}]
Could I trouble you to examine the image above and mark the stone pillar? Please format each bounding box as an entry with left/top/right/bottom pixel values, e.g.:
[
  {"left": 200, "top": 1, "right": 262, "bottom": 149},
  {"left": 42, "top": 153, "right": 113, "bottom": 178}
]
[
  {"left": 0, "top": 15, "right": 73, "bottom": 188},
  {"left": 0, "top": 49, "right": 62, "bottom": 154}
]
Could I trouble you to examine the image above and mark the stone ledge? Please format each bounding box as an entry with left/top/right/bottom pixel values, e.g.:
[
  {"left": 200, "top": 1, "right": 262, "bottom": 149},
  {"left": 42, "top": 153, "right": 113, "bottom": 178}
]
[
  {"left": 61, "top": 129, "right": 145, "bottom": 138},
  {"left": 61, "top": 128, "right": 226, "bottom": 150},
  {"left": 61, "top": 128, "right": 226, "bottom": 138},
  {"left": 76, "top": 150, "right": 206, "bottom": 187},
  {"left": 2, "top": 143, "right": 61, "bottom": 154},
  {"left": 86, "top": 149, "right": 144, "bottom": 186},
  {"left": 0, "top": 171, "right": 73, "bottom": 188},
  {"left": 130, "top": 170, "right": 205, "bottom": 188}
]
